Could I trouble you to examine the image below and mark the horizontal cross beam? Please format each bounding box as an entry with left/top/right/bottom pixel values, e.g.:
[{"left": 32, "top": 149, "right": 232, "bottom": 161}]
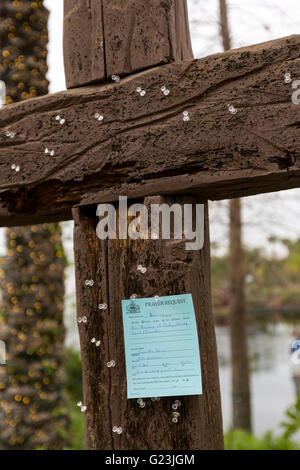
[{"left": 0, "top": 35, "right": 300, "bottom": 226}]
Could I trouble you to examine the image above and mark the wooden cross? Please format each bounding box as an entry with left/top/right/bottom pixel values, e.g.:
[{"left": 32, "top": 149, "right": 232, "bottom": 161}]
[{"left": 0, "top": 0, "right": 299, "bottom": 450}]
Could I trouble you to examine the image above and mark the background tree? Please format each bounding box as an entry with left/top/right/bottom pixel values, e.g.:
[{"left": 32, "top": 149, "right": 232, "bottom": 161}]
[
  {"left": 0, "top": 0, "right": 68, "bottom": 450},
  {"left": 219, "top": 0, "right": 252, "bottom": 431}
]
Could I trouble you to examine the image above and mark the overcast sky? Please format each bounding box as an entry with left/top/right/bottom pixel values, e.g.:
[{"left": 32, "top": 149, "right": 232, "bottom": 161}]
[{"left": 43, "top": 1, "right": 300, "bottom": 256}]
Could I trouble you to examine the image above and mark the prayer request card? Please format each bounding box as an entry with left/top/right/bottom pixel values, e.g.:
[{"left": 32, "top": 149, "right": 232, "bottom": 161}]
[{"left": 122, "top": 294, "right": 202, "bottom": 399}]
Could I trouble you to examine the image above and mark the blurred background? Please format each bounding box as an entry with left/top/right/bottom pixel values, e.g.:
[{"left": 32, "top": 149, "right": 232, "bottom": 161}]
[{"left": 0, "top": 0, "right": 300, "bottom": 450}]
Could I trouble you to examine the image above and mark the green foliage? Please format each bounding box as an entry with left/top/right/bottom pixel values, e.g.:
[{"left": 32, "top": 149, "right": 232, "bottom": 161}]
[
  {"left": 225, "top": 394, "right": 300, "bottom": 450},
  {"left": 63, "top": 348, "right": 84, "bottom": 450},
  {"left": 224, "top": 429, "right": 299, "bottom": 450},
  {"left": 64, "top": 348, "right": 83, "bottom": 403},
  {"left": 52, "top": 405, "right": 69, "bottom": 419},
  {"left": 55, "top": 243, "right": 69, "bottom": 267},
  {"left": 281, "top": 393, "right": 300, "bottom": 440},
  {"left": 63, "top": 407, "right": 85, "bottom": 451}
]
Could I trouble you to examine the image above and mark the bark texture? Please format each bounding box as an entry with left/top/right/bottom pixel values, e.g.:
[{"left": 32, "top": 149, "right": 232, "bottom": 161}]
[
  {"left": 64, "top": 0, "right": 193, "bottom": 88},
  {"left": 73, "top": 200, "right": 223, "bottom": 450},
  {"left": 0, "top": 35, "right": 299, "bottom": 226}
]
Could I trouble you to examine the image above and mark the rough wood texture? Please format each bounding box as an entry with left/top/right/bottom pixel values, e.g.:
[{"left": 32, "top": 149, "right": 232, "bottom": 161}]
[
  {"left": 1, "top": 35, "right": 300, "bottom": 226},
  {"left": 0, "top": 206, "right": 71, "bottom": 228},
  {"left": 64, "top": 0, "right": 193, "bottom": 88},
  {"left": 73, "top": 200, "right": 223, "bottom": 450}
]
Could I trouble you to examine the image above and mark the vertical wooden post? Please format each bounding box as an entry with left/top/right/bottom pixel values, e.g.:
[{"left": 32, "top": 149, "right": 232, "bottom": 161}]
[
  {"left": 64, "top": 0, "right": 193, "bottom": 88},
  {"left": 73, "top": 198, "right": 223, "bottom": 450}
]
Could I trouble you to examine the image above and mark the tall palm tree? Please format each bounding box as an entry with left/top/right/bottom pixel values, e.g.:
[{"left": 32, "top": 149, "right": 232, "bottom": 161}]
[{"left": 0, "top": 0, "right": 68, "bottom": 449}]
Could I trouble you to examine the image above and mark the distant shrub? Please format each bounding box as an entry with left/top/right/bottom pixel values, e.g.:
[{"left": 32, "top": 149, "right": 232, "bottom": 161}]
[
  {"left": 281, "top": 393, "right": 300, "bottom": 440},
  {"left": 224, "top": 429, "right": 299, "bottom": 450},
  {"left": 64, "top": 347, "right": 83, "bottom": 403}
]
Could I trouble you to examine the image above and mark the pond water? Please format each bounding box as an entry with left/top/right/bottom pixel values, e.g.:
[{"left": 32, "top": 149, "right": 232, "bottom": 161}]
[{"left": 216, "top": 323, "right": 300, "bottom": 436}]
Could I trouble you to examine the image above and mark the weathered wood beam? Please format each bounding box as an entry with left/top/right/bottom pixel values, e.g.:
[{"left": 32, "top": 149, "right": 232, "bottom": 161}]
[
  {"left": 0, "top": 35, "right": 300, "bottom": 226},
  {"left": 0, "top": 205, "right": 71, "bottom": 227},
  {"left": 64, "top": 0, "right": 193, "bottom": 88},
  {"left": 73, "top": 200, "right": 223, "bottom": 450}
]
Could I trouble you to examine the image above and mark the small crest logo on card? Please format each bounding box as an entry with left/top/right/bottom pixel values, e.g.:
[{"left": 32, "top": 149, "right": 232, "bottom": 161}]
[
  {"left": 0, "top": 340, "right": 6, "bottom": 365},
  {"left": 126, "top": 302, "right": 141, "bottom": 314}
]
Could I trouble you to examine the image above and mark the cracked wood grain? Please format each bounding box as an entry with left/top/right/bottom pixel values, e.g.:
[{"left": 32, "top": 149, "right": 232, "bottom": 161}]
[
  {"left": 64, "top": 0, "right": 193, "bottom": 88},
  {"left": 64, "top": 0, "right": 106, "bottom": 89},
  {"left": 0, "top": 35, "right": 300, "bottom": 226}
]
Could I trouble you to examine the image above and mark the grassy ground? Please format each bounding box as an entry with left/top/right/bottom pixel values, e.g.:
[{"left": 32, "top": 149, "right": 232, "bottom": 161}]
[{"left": 63, "top": 348, "right": 85, "bottom": 450}]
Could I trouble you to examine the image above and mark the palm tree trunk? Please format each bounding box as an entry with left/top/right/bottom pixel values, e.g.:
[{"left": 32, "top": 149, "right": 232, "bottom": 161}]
[{"left": 0, "top": 1, "right": 68, "bottom": 449}]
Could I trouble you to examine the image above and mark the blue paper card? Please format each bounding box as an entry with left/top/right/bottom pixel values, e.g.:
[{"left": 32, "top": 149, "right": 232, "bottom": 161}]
[{"left": 121, "top": 294, "right": 202, "bottom": 399}]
